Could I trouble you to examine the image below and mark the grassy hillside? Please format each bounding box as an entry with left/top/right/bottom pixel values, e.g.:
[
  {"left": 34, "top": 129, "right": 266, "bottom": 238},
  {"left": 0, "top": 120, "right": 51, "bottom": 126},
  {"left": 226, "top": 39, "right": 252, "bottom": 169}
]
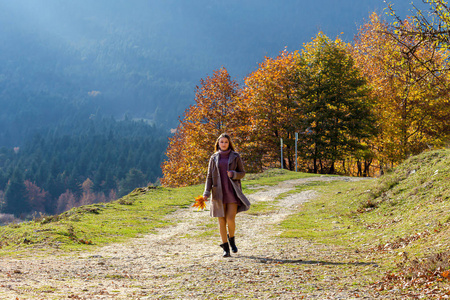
[
  {"left": 0, "top": 185, "right": 200, "bottom": 256},
  {"left": 281, "top": 149, "right": 450, "bottom": 249},
  {"left": 280, "top": 148, "right": 450, "bottom": 292}
]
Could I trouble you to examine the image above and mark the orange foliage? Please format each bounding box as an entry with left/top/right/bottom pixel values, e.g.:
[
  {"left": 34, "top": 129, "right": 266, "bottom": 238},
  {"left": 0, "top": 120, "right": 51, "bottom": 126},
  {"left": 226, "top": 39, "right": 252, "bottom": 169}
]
[
  {"left": 242, "top": 49, "right": 300, "bottom": 170},
  {"left": 162, "top": 12, "right": 450, "bottom": 185},
  {"left": 192, "top": 195, "right": 207, "bottom": 211},
  {"left": 24, "top": 180, "right": 49, "bottom": 213},
  {"left": 352, "top": 13, "right": 450, "bottom": 168},
  {"left": 161, "top": 68, "right": 247, "bottom": 187},
  {"left": 443, "top": 270, "right": 450, "bottom": 279}
]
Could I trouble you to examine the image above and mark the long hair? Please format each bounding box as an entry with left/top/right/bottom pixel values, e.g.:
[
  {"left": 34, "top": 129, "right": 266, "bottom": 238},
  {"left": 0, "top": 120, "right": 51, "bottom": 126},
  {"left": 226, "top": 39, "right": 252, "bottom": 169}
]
[{"left": 214, "top": 133, "right": 235, "bottom": 152}]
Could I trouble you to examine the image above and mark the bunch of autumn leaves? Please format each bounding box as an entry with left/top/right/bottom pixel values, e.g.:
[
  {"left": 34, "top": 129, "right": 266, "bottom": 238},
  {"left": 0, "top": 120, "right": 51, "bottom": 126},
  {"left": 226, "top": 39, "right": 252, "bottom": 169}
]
[
  {"left": 192, "top": 195, "right": 207, "bottom": 211},
  {"left": 162, "top": 12, "right": 450, "bottom": 188}
]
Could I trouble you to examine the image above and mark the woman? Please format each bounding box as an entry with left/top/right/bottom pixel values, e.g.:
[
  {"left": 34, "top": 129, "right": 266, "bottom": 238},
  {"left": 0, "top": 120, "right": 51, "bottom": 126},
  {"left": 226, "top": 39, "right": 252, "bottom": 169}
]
[{"left": 203, "top": 133, "right": 251, "bottom": 257}]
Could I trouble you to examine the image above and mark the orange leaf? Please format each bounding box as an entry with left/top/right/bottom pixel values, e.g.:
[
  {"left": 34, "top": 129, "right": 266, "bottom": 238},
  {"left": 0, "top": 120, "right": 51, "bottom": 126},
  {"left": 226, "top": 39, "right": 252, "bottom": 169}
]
[
  {"left": 192, "top": 195, "right": 207, "bottom": 211},
  {"left": 442, "top": 270, "right": 450, "bottom": 279}
]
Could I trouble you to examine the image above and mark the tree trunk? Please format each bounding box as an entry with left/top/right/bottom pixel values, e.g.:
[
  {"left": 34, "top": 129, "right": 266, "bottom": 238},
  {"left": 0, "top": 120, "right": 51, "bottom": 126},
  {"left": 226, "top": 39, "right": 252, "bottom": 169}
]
[
  {"left": 363, "top": 159, "right": 372, "bottom": 177},
  {"left": 329, "top": 161, "right": 335, "bottom": 174}
]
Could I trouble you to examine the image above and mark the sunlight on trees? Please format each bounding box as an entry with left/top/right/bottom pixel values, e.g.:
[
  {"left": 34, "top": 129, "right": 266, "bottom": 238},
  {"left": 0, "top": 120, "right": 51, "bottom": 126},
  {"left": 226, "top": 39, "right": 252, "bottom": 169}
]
[
  {"left": 162, "top": 13, "right": 450, "bottom": 186},
  {"left": 161, "top": 68, "right": 245, "bottom": 187},
  {"left": 353, "top": 12, "right": 450, "bottom": 171}
]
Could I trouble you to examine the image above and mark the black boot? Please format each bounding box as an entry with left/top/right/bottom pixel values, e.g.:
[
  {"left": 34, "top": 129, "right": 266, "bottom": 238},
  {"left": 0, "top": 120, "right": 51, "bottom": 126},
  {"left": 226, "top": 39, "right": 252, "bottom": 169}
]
[
  {"left": 228, "top": 235, "right": 238, "bottom": 253},
  {"left": 220, "top": 242, "right": 231, "bottom": 257}
]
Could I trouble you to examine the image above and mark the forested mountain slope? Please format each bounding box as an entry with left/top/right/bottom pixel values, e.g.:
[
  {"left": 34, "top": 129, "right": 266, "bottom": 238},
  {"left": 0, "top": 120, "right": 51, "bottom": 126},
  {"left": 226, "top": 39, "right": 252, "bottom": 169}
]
[
  {"left": 0, "top": 0, "right": 425, "bottom": 146},
  {"left": 0, "top": 117, "right": 167, "bottom": 218}
]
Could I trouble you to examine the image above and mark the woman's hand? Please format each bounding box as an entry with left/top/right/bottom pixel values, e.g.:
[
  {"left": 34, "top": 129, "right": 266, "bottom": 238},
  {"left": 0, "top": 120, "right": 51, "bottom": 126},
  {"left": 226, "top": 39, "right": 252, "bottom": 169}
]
[
  {"left": 227, "top": 171, "right": 234, "bottom": 178},
  {"left": 203, "top": 196, "right": 208, "bottom": 202}
]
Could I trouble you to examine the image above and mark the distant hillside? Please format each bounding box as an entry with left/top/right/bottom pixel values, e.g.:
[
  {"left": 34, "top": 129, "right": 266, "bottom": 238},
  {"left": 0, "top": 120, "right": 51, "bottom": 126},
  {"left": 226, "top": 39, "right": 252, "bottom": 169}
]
[{"left": 0, "top": 0, "right": 428, "bottom": 146}]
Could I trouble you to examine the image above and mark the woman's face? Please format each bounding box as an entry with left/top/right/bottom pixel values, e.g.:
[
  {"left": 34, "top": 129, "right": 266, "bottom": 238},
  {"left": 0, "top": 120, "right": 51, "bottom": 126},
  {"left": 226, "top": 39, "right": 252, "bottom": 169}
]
[{"left": 218, "top": 137, "right": 230, "bottom": 151}]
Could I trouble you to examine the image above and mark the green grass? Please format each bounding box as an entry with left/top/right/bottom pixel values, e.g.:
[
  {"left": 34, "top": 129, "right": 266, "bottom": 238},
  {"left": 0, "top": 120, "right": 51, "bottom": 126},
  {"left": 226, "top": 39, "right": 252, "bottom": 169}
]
[
  {"left": 278, "top": 149, "right": 450, "bottom": 261},
  {"left": 0, "top": 168, "right": 313, "bottom": 256},
  {"left": 0, "top": 185, "right": 202, "bottom": 255},
  {"left": 279, "top": 180, "right": 367, "bottom": 245},
  {"left": 244, "top": 181, "right": 335, "bottom": 217},
  {"left": 243, "top": 168, "right": 320, "bottom": 188},
  {"left": 244, "top": 200, "right": 279, "bottom": 216}
]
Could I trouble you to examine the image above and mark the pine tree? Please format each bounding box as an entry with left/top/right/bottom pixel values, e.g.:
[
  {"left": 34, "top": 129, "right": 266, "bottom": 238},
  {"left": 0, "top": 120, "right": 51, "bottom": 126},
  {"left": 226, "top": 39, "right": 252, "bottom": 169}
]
[
  {"left": 119, "top": 168, "right": 146, "bottom": 196},
  {"left": 296, "top": 33, "right": 377, "bottom": 173},
  {"left": 3, "top": 169, "right": 29, "bottom": 216}
]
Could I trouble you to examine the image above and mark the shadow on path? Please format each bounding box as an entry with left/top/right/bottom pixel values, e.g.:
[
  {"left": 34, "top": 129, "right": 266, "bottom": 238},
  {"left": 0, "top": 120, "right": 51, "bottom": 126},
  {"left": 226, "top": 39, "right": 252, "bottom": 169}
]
[{"left": 240, "top": 255, "right": 378, "bottom": 267}]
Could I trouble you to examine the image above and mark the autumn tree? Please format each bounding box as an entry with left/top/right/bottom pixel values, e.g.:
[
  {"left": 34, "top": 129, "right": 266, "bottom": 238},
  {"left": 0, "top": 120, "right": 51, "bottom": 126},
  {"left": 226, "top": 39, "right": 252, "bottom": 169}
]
[
  {"left": 242, "top": 49, "right": 301, "bottom": 171},
  {"left": 387, "top": 0, "right": 450, "bottom": 49},
  {"left": 384, "top": 0, "right": 450, "bottom": 86},
  {"left": 352, "top": 13, "right": 450, "bottom": 169},
  {"left": 24, "top": 180, "right": 49, "bottom": 213},
  {"left": 295, "top": 33, "right": 377, "bottom": 174},
  {"left": 161, "top": 68, "right": 245, "bottom": 187},
  {"left": 80, "top": 178, "right": 95, "bottom": 206},
  {"left": 56, "top": 190, "right": 78, "bottom": 214}
]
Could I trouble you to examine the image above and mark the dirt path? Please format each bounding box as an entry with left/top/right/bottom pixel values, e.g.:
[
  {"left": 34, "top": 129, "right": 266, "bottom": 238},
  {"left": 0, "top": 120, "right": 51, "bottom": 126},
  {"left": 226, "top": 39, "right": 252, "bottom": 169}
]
[{"left": 0, "top": 176, "right": 402, "bottom": 299}]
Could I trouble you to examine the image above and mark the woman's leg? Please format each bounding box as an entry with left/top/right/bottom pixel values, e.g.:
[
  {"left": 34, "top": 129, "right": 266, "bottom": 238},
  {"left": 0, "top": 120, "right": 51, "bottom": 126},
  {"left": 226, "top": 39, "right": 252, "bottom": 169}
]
[
  {"left": 225, "top": 203, "right": 238, "bottom": 238},
  {"left": 218, "top": 204, "right": 228, "bottom": 244},
  {"left": 218, "top": 203, "right": 238, "bottom": 242},
  {"left": 218, "top": 216, "right": 230, "bottom": 257}
]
